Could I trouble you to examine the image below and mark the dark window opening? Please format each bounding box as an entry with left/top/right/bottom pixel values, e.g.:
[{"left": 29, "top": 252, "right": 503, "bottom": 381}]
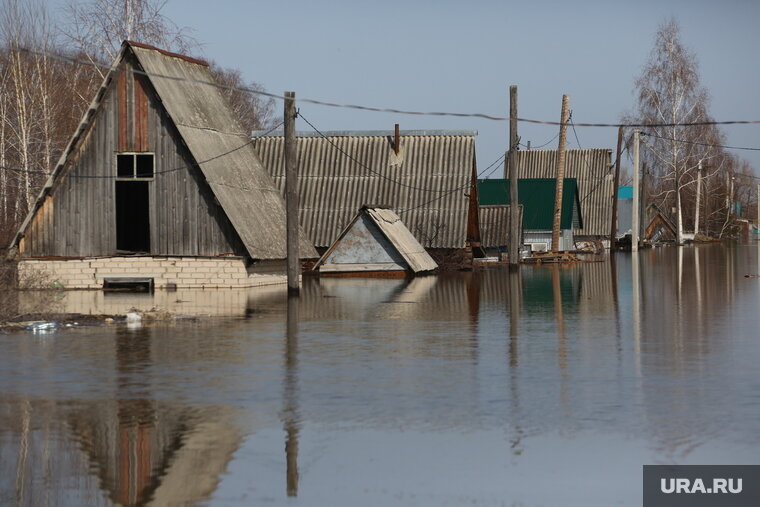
[
  {"left": 103, "top": 278, "right": 154, "bottom": 293},
  {"left": 136, "top": 154, "right": 154, "bottom": 177},
  {"left": 117, "top": 154, "right": 134, "bottom": 177},
  {"left": 117, "top": 153, "right": 154, "bottom": 178},
  {"left": 116, "top": 181, "right": 151, "bottom": 252}
]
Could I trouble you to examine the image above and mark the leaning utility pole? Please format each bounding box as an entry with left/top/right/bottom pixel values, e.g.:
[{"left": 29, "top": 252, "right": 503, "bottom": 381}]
[
  {"left": 551, "top": 95, "right": 570, "bottom": 253},
  {"left": 508, "top": 85, "right": 520, "bottom": 265},
  {"left": 631, "top": 129, "right": 640, "bottom": 252},
  {"left": 609, "top": 126, "right": 624, "bottom": 248},
  {"left": 284, "top": 91, "right": 299, "bottom": 294}
]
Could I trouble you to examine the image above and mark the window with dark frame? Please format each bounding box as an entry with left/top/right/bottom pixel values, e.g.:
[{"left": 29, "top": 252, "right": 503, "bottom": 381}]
[{"left": 116, "top": 153, "right": 154, "bottom": 178}]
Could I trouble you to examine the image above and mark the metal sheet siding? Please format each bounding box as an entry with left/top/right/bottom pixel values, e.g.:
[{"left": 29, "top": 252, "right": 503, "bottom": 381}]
[
  {"left": 254, "top": 133, "right": 475, "bottom": 249},
  {"left": 512, "top": 149, "right": 613, "bottom": 238},
  {"left": 478, "top": 205, "right": 523, "bottom": 248},
  {"left": 132, "top": 45, "right": 316, "bottom": 260}
]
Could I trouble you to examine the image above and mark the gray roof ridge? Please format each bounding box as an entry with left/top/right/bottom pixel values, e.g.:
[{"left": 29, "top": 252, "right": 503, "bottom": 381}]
[{"left": 252, "top": 129, "right": 478, "bottom": 138}]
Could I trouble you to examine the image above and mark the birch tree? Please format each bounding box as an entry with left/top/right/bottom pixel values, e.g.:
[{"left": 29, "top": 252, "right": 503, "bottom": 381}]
[
  {"left": 631, "top": 18, "right": 721, "bottom": 243},
  {"left": 63, "top": 0, "right": 198, "bottom": 76}
]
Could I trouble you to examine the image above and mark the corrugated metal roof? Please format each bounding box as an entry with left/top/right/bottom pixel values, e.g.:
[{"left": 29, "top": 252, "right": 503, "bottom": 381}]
[
  {"left": 254, "top": 132, "right": 476, "bottom": 249},
  {"left": 131, "top": 43, "right": 317, "bottom": 260},
  {"left": 511, "top": 149, "right": 613, "bottom": 237},
  {"left": 478, "top": 205, "right": 522, "bottom": 248},
  {"left": 478, "top": 179, "right": 581, "bottom": 230}
]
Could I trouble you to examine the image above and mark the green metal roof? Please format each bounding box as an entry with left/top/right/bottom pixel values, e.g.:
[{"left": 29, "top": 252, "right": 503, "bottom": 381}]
[{"left": 478, "top": 178, "right": 583, "bottom": 230}]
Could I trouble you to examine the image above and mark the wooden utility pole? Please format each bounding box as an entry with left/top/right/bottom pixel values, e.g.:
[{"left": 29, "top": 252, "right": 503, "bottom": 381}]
[
  {"left": 631, "top": 129, "right": 640, "bottom": 252},
  {"left": 551, "top": 95, "right": 570, "bottom": 253},
  {"left": 609, "top": 126, "right": 624, "bottom": 247},
  {"left": 694, "top": 160, "right": 703, "bottom": 236},
  {"left": 284, "top": 91, "right": 299, "bottom": 294},
  {"left": 508, "top": 85, "right": 520, "bottom": 265}
]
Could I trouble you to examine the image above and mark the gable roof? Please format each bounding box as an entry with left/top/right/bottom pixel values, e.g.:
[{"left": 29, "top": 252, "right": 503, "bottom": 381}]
[
  {"left": 478, "top": 178, "right": 583, "bottom": 230},
  {"left": 511, "top": 149, "right": 612, "bottom": 236},
  {"left": 253, "top": 130, "right": 477, "bottom": 249},
  {"left": 315, "top": 206, "right": 438, "bottom": 273},
  {"left": 11, "top": 41, "right": 316, "bottom": 260}
]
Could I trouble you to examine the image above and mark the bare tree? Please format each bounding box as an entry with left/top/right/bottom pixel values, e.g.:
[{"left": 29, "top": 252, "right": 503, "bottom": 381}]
[
  {"left": 629, "top": 18, "right": 722, "bottom": 243},
  {"left": 62, "top": 0, "right": 198, "bottom": 77},
  {"left": 1, "top": 0, "right": 62, "bottom": 230},
  {"left": 209, "top": 62, "right": 279, "bottom": 132}
]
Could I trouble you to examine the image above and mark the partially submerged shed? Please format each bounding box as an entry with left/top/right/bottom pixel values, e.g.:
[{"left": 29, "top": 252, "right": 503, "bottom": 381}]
[
  {"left": 10, "top": 41, "right": 316, "bottom": 289},
  {"left": 478, "top": 178, "right": 583, "bottom": 252},
  {"left": 314, "top": 206, "right": 437, "bottom": 276}
]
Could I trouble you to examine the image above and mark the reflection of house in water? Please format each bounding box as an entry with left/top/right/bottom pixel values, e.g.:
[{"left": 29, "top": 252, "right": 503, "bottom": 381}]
[{"left": 66, "top": 326, "right": 243, "bottom": 506}]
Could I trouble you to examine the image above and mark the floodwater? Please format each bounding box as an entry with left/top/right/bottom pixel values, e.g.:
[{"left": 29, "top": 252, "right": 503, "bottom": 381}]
[{"left": 1, "top": 243, "right": 759, "bottom": 506}]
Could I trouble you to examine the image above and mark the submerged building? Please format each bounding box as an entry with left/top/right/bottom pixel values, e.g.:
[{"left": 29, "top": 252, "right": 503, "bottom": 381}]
[
  {"left": 254, "top": 129, "right": 499, "bottom": 267},
  {"left": 313, "top": 206, "right": 438, "bottom": 276},
  {"left": 10, "top": 41, "right": 316, "bottom": 290},
  {"left": 478, "top": 178, "right": 583, "bottom": 252}
]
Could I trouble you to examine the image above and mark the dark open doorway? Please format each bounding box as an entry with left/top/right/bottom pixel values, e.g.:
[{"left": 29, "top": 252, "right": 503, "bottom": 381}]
[{"left": 116, "top": 181, "right": 150, "bottom": 252}]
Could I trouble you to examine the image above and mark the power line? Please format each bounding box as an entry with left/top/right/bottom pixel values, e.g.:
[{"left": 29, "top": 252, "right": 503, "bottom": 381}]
[
  {"left": 397, "top": 152, "right": 506, "bottom": 214},
  {"left": 640, "top": 131, "right": 760, "bottom": 152},
  {"left": 569, "top": 114, "right": 613, "bottom": 204},
  {"left": 519, "top": 131, "right": 560, "bottom": 149},
  {"left": 13, "top": 46, "right": 760, "bottom": 129},
  {"left": 296, "top": 111, "right": 470, "bottom": 194}
]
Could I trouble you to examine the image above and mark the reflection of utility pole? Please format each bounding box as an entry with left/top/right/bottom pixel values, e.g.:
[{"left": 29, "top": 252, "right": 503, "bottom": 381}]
[
  {"left": 632, "top": 252, "right": 641, "bottom": 378},
  {"left": 551, "top": 266, "right": 566, "bottom": 371},
  {"left": 508, "top": 269, "right": 522, "bottom": 368},
  {"left": 284, "top": 295, "right": 300, "bottom": 497}
]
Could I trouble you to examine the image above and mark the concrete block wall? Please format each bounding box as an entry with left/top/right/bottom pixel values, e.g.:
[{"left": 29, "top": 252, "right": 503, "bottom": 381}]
[{"left": 18, "top": 256, "right": 287, "bottom": 290}]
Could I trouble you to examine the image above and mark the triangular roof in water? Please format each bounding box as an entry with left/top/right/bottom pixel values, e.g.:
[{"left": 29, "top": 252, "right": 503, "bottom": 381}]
[
  {"left": 314, "top": 206, "right": 438, "bottom": 274},
  {"left": 11, "top": 40, "right": 316, "bottom": 260}
]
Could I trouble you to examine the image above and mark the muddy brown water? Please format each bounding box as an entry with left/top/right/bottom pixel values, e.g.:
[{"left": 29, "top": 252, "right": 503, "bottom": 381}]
[{"left": 1, "top": 243, "right": 759, "bottom": 506}]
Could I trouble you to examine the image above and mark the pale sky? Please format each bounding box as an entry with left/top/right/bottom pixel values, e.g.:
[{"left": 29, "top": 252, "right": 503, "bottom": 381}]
[{"left": 80, "top": 0, "right": 760, "bottom": 175}]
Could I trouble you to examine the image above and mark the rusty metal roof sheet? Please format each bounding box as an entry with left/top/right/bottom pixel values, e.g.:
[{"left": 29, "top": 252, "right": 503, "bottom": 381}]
[
  {"left": 253, "top": 131, "right": 477, "bottom": 249},
  {"left": 130, "top": 43, "right": 317, "bottom": 259},
  {"left": 511, "top": 149, "right": 613, "bottom": 238}
]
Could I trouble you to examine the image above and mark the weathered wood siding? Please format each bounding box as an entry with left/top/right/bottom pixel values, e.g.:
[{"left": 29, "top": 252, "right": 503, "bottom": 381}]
[{"left": 20, "top": 57, "right": 245, "bottom": 258}]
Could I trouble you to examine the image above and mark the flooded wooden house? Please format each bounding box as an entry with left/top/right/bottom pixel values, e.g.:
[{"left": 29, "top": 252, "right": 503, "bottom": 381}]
[
  {"left": 253, "top": 129, "right": 496, "bottom": 267},
  {"left": 644, "top": 204, "right": 677, "bottom": 243},
  {"left": 313, "top": 206, "right": 438, "bottom": 276},
  {"left": 511, "top": 149, "right": 613, "bottom": 246},
  {"left": 9, "top": 41, "right": 316, "bottom": 289},
  {"left": 478, "top": 178, "right": 583, "bottom": 252}
]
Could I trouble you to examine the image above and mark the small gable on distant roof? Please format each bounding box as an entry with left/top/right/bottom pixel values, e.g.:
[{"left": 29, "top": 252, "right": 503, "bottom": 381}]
[{"left": 314, "top": 206, "right": 438, "bottom": 275}]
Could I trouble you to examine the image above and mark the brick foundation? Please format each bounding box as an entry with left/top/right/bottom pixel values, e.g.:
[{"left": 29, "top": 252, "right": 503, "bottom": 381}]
[{"left": 18, "top": 256, "right": 288, "bottom": 290}]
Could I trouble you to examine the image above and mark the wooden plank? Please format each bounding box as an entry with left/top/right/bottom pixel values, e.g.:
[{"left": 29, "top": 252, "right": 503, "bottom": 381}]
[{"left": 118, "top": 67, "right": 128, "bottom": 152}]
